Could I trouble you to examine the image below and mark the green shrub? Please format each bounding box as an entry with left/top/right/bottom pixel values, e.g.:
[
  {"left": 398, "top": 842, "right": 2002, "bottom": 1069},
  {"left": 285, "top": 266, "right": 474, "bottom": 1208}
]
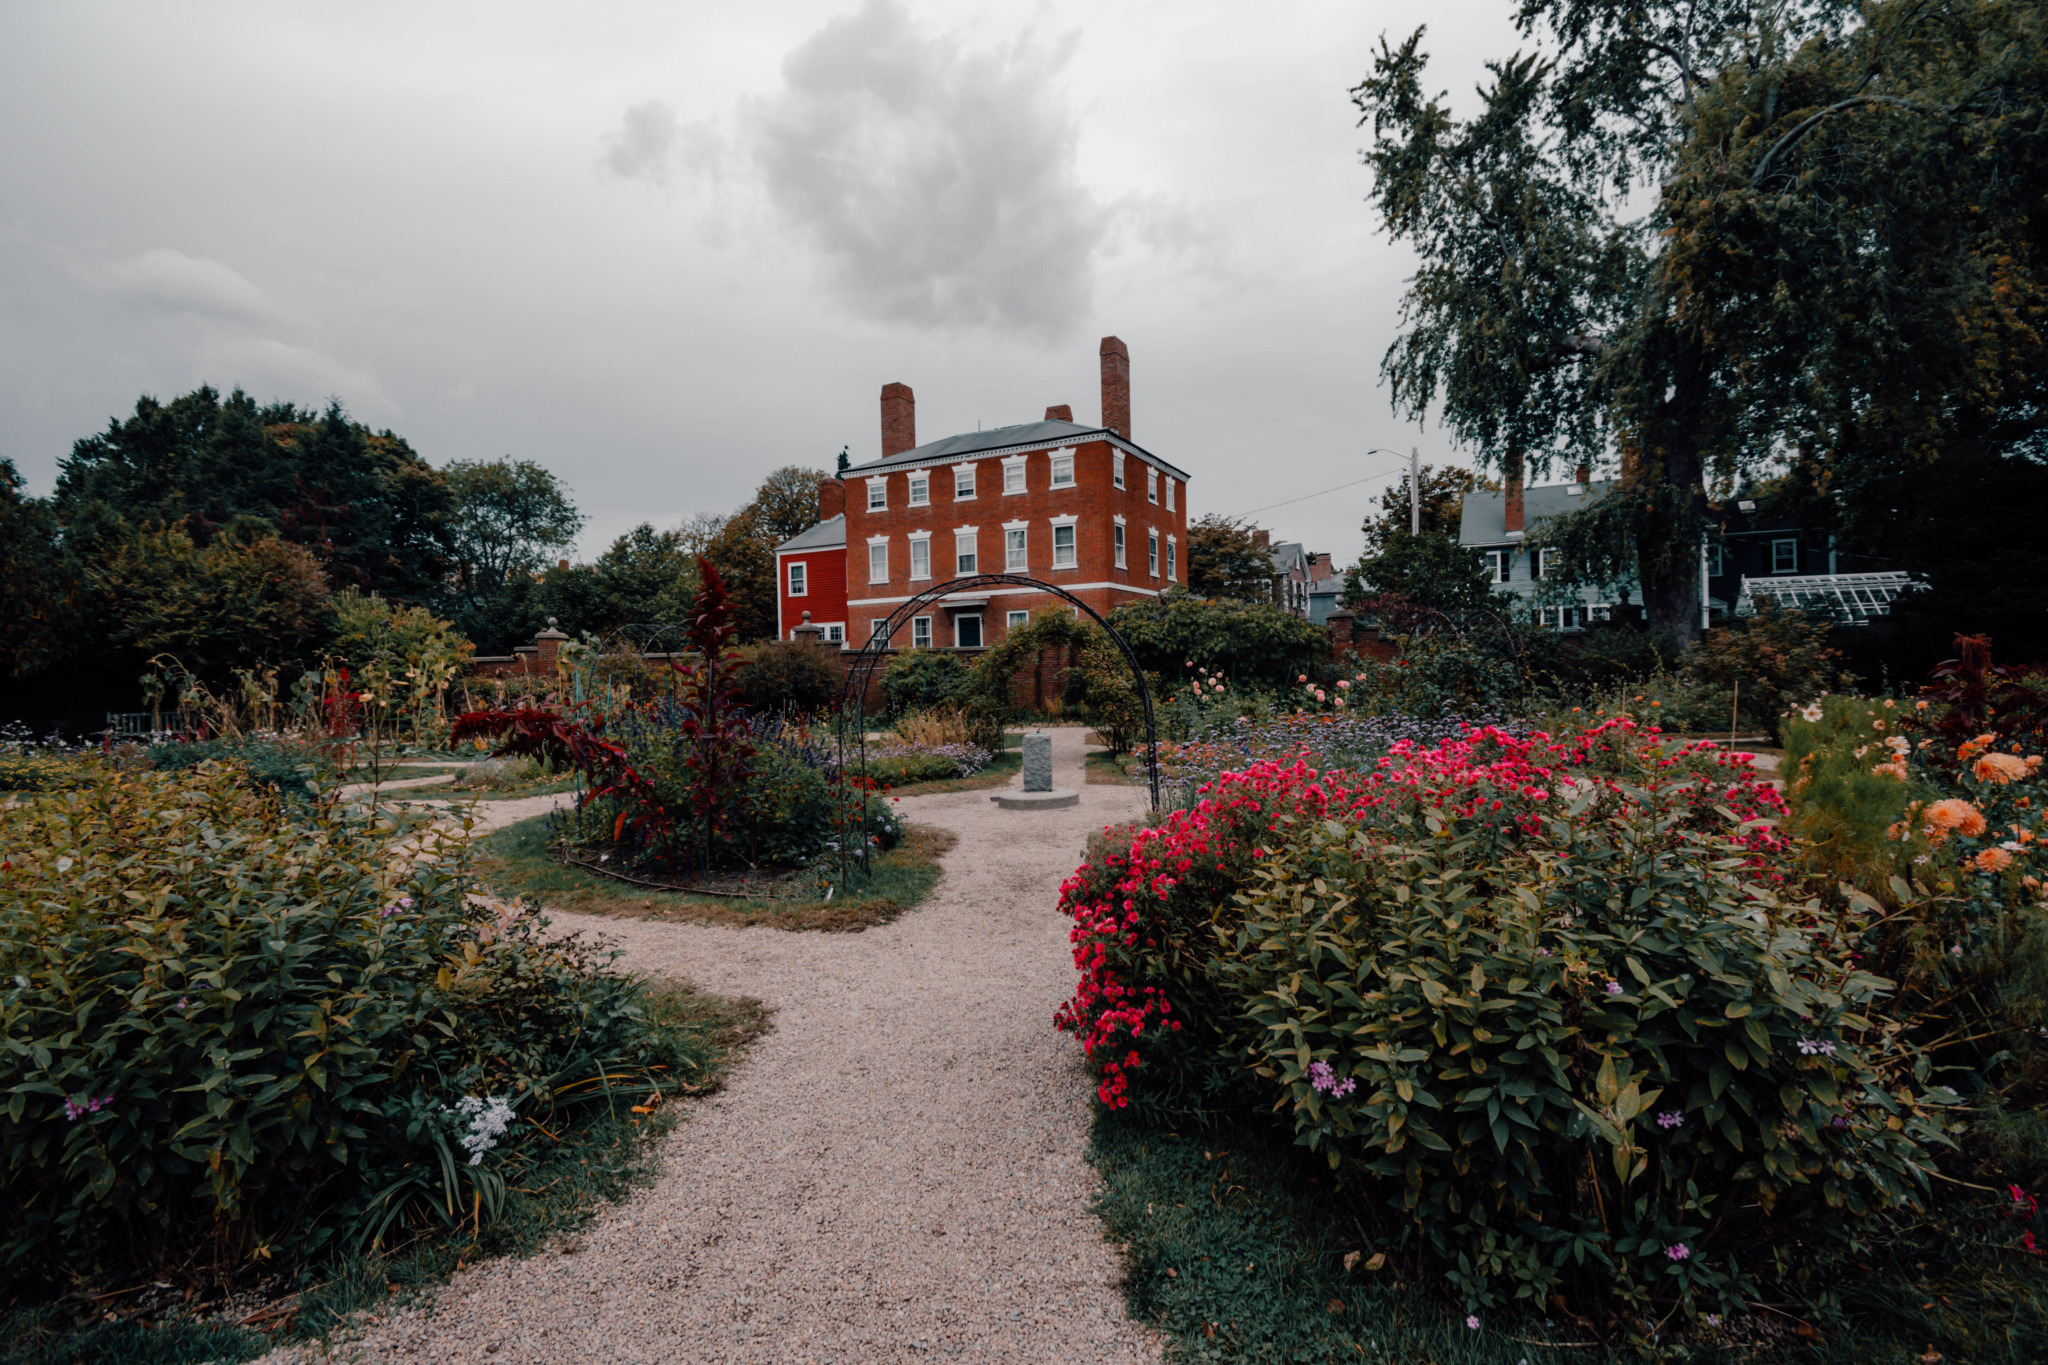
[
  {"left": 1348, "top": 632, "right": 1518, "bottom": 718},
  {"left": 1780, "top": 695, "right": 1924, "bottom": 889},
  {"left": 1684, "top": 600, "right": 1846, "bottom": 737},
  {"left": 0, "top": 749, "right": 89, "bottom": 794},
  {"left": 735, "top": 639, "right": 841, "bottom": 714},
  {"left": 1107, "top": 589, "right": 1328, "bottom": 691},
  {"left": 1057, "top": 720, "right": 1952, "bottom": 1329},
  {"left": 0, "top": 765, "right": 709, "bottom": 1281},
  {"left": 879, "top": 649, "right": 971, "bottom": 715},
  {"left": 145, "top": 736, "right": 322, "bottom": 801}
]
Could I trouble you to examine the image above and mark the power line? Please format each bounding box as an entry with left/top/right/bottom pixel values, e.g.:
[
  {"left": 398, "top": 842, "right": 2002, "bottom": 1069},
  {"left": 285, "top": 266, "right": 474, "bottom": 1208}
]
[{"left": 1240, "top": 465, "right": 1406, "bottom": 517}]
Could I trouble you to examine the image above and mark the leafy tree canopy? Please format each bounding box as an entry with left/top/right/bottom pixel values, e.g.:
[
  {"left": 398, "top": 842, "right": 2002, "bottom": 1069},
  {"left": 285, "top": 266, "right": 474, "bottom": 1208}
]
[
  {"left": 1344, "top": 530, "right": 1497, "bottom": 614},
  {"left": 1186, "top": 514, "right": 1277, "bottom": 601},
  {"left": 55, "top": 387, "right": 455, "bottom": 600},
  {"left": 0, "top": 459, "right": 83, "bottom": 680},
  {"left": 1106, "top": 589, "right": 1329, "bottom": 690},
  {"left": 91, "top": 524, "right": 331, "bottom": 679},
  {"left": 1360, "top": 464, "right": 1498, "bottom": 556},
  {"left": 443, "top": 458, "right": 584, "bottom": 603},
  {"left": 699, "top": 467, "right": 829, "bottom": 642},
  {"left": 1354, "top": 0, "right": 2048, "bottom": 649}
]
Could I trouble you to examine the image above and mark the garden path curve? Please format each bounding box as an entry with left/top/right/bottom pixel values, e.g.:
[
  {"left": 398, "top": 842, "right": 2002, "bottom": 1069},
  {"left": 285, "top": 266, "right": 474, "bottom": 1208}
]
[{"left": 272, "top": 727, "right": 1162, "bottom": 1365}]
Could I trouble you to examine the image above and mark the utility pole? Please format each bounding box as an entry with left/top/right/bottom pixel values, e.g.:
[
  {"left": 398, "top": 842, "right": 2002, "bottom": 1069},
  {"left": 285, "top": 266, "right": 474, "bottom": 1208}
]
[{"left": 1409, "top": 448, "right": 1420, "bottom": 535}]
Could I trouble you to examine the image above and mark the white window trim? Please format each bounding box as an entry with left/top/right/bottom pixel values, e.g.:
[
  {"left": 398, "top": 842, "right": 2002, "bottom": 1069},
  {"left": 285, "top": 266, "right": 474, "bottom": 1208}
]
[
  {"left": 869, "top": 618, "right": 890, "bottom": 644},
  {"left": 1113, "top": 515, "right": 1127, "bottom": 569},
  {"left": 866, "top": 476, "right": 888, "bottom": 511},
  {"left": 1112, "top": 452, "right": 1125, "bottom": 490},
  {"left": 1049, "top": 514, "right": 1079, "bottom": 570},
  {"left": 954, "top": 463, "right": 977, "bottom": 500},
  {"left": 907, "top": 471, "right": 930, "bottom": 507},
  {"left": 907, "top": 531, "right": 933, "bottom": 581},
  {"left": 1147, "top": 468, "right": 1158, "bottom": 504},
  {"left": 954, "top": 525, "right": 979, "bottom": 575},
  {"left": 1165, "top": 478, "right": 1175, "bottom": 511},
  {"left": 787, "top": 562, "right": 807, "bottom": 596},
  {"left": 1002, "top": 453, "right": 1028, "bottom": 494},
  {"left": 867, "top": 534, "right": 889, "bottom": 585},
  {"left": 1772, "top": 538, "right": 1799, "bottom": 573},
  {"left": 1049, "top": 447, "right": 1076, "bottom": 488},
  {"left": 911, "top": 615, "right": 933, "bottom": 649},
  {"left": 1006, "top": 609, "right": 1030, "bottom": 629},
  {"left": 954, "top": 613, "right": 983, "bottom": 648},
  {"left": 1003, "top": 520, "right": 1028, "bottom": 572},
  {"left": 1148, "top": 529, "right": 1160, "bottom": 576},
  {"left": 1166, "top": 533, "right": 1177, "bottom": 581}
]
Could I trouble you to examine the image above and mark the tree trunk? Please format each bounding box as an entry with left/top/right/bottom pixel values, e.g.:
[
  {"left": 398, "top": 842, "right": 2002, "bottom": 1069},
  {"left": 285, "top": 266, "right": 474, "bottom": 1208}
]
[{"left": 1628, "top": 347, "right": 1709, "bottom": 653}]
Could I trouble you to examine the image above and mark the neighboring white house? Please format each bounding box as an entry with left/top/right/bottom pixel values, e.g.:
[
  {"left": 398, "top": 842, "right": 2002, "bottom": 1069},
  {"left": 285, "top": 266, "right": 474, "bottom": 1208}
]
[{"left": 1457, "top": 468, "right": 1641, "bottom": 629}]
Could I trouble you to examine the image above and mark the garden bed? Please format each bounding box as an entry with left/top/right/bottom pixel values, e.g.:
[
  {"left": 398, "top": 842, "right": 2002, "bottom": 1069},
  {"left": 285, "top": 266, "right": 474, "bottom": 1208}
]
[{"left": 475, "top": 813, "right": 956, "bottom": 932}]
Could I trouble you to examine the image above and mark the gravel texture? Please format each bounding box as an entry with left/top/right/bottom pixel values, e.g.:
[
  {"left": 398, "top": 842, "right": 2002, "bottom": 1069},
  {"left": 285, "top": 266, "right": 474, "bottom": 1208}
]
[{"left": 268, "top": 727, "right": 1160, "bottom": 1364}]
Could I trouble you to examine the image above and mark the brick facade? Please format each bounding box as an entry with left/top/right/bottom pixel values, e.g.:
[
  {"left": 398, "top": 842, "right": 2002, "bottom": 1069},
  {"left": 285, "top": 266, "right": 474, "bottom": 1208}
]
[{"left": 776, "top": 335, "right": 1189, "bottom": 652}]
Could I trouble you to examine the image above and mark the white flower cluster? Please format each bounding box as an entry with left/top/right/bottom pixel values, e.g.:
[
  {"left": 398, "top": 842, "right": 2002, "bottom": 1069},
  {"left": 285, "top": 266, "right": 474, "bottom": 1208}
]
[{"left": 445, "top": 1094, "right": 516, "bottom": 1166}]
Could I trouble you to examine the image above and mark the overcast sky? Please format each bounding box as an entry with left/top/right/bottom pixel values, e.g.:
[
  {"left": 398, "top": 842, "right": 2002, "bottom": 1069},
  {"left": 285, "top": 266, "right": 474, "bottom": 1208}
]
[{"left": 0, "top": 0, "right": 1513, "bottom": 568}]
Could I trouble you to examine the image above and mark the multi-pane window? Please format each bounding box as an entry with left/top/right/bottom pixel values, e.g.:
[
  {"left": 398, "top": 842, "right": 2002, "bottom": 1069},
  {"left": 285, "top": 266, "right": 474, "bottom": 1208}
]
[
  {"left": 1148, "top": 530, "right": 1159, "bottom": 576},
  {"left": 867, "top": 480, "right": 887, "bottom": 511},
  {"left": 787, "top": 562, "right": 806, "bottom": 596},
  {"left": 1166, "top": 536, "right": 1176, "bottom": 581},
  {"left": 1004, "top": 459, "right": 1026, "bottom": 494},
  {"left": 912, "top": 616, "right": 932, "bottom": 649},
  {"left": 1050, "top": 452, "right": 1075, "bottom": 487},
  {"left": 1113, "top": 520, "right": 1126, "bottom": 568},
  {"left": 908, "top": 473, "right": 929, "bottom": 506},
  {"left": 1007, "top": 609, "right": 1029, "bottom": 630},
  {"left": 1052, "top": 522, "right": 1077, "bottom": 568},
  {"left": 1772, "top": 538, "right": 1799, "bottom": 572},
  {"left": 955, "top": 614, "right": 983, "bottom": 648},
  {"left": 868, "top": 541, "right": 888, "bottom": 583},
  {"left": 954, "top": 464, "right": 976, "bottom": 499},
  {"left": 870, "top": 619, "right": 889, "bottom": 643},
  {"left": 955, "top": 530, "right": 977, "bottom": 574},
  {"left": 909, "top": 536, "right": 931, "bottom": 579},
  {"left": 1005, "top": 527, "right": 1027, "bottom": 571},
  {"left": 1165, "top": 478, "right": 1175, "bottom": 511},
  {"left": 823, "top": 624, "right": 844, "bottom": 643},
  {"left": 1485, "top": 549, "right": 1512, "bottom": 584},
  {"left": 1147, "top": 468, "right": 1158, "bottom": 503},
  {"left": 1534, "top": 548, "right": 1551, "bottom": 580}
]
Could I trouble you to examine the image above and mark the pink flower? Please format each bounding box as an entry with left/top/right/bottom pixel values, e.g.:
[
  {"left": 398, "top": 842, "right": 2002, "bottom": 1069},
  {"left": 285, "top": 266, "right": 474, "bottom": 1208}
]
[
  {"left": 1465, "top": 1315, "right": 1480, "bottom": 1330},
  {"left": 1666, "top": 1243, "right": 1689, "bottom": 1261}
]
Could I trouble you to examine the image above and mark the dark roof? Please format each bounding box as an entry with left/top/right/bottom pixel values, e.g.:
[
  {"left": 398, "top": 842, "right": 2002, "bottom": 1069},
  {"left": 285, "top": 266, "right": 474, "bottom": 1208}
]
[
  {"left": 842, "top": 420, "right": 1190, "bottom": 481},
  {"left": 1459, "top": 480, "right": 1614, "bottom": 545},
  {"left": 773, "top": 513, "right": 845, "bottom": 554}
]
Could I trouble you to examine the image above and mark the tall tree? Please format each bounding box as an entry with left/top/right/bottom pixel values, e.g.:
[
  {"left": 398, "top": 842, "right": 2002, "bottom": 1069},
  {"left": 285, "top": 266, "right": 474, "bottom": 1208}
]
[
  {"left": 1185, "top": 514, "right": 1277, "bottom": 601},
  {"left": 442, "top": 459, "right": 585, "bottom": 617},
  {"left": 0, "top": 459, "right": 84, "bottom": 680},
  {"left": 1359, "top": 464, "right": 1499, "bottom": 555},
  {"left": 1353, "top": 0, "right": 2048, "bottom": 648},
  {"left": 698, "top": 467, "right": 829, "bottom": 641},
  {"left": 55, "top": 389, "right": 455, "bottom": 600}
]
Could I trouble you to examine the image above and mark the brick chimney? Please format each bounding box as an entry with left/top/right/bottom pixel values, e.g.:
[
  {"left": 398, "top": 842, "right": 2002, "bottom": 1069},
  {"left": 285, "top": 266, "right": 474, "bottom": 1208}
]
[
  {"left": 1505, "top": 461, "right": 1525, "bottom": 534},
  {"left": 880, "top": 382, "right": 915, "bottom": 459},
  {"left": 818, "top": 477, "right": 845, "bottom": 521},
  {"left": 1252, "top": 529, "right": 1270, "bottom": 549},
  {"left": 1044, "top": 404, "right": 1072, "bottom": 422},
  {"left": 1099, "top": 336, "right": 1130, "bottom": 438},
  {"left": 1575, "top": 462, "right": 1590, "bottom": 486}
]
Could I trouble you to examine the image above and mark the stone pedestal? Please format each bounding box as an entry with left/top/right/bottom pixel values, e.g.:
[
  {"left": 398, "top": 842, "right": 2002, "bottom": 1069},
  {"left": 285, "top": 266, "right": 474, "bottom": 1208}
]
[
  {"left": 1022, "top": 732, "right": 1053, "bottom": 792},
  {"left": 998, "top": 731, "right": 1077, "bottom": 809}
]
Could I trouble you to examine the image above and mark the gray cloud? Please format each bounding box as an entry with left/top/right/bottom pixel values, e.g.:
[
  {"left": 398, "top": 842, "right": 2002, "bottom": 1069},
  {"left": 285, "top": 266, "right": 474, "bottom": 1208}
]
[
  {"left": 604, "top": 100, "right": 681, "bottom": 185},
  {"left": 744, "top": 1, "right": 1102, "bottom": 336},
  {"left": 100, "top": 247, "right": 294, "bottom": 327}
]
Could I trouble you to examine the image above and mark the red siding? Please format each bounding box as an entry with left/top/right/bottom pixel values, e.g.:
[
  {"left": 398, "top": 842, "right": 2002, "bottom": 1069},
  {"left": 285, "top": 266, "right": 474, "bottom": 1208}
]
[{"left": 777, "top": 543, "right": 848, "bottom": 641}]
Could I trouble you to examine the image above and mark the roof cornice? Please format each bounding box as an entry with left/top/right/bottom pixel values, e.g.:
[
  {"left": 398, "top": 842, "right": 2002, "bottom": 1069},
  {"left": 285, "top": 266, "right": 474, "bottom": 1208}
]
[{"left": 847, "top": 429, "right": 1191, "bottom": 482}]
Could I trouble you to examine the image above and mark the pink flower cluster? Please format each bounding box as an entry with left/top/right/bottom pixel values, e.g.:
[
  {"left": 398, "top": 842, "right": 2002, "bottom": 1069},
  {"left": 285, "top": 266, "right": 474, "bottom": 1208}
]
[{"left": 1053, "top": 720, "right": 1795, "bottom": 1108}]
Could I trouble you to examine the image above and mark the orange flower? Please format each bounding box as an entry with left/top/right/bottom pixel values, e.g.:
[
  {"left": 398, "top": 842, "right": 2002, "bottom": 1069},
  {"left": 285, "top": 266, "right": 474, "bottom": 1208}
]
[
  {"left": 1974, "top": 847, "right": 2015, "bottom": 874},
  {"left": 1975, "top": 752, "right": 2030, "bottom": 785},
  {"left": 1885, "top": 821, "right": 1908, "bottom": 842},
  {"left": 1870, "top": 760, "right": 1908, "bottom": 781},
  {"left": 1925, "top": 798, "right": 1988, "bottom": 839},
  {"left": 1959, "top": 733, "right": 1999, "bottom": 761}
]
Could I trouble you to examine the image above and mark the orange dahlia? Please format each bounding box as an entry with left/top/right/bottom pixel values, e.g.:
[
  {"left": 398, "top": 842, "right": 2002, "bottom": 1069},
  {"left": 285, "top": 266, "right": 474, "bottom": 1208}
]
[
  {"left": 1975, "top": 847, "right": 2015, "bottom": 873},
  {"left": 1925, "top": 799, "right": 1989, "bottom": 839},
  {"left": 1975, "top": 752, "right": 2031, "bottom": 785}
]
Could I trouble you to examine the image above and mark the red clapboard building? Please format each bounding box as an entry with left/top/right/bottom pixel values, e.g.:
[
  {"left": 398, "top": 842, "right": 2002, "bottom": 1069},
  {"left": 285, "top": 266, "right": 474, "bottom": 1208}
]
[{"left": 776, "top": 336, "right": 1190, "bottom": 649}]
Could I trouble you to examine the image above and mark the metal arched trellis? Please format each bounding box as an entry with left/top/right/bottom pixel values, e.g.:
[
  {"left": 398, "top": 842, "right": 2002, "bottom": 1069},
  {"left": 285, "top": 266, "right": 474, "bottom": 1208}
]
[{"left": 833, "top": 574, "right": 1162, "bottom": 876}]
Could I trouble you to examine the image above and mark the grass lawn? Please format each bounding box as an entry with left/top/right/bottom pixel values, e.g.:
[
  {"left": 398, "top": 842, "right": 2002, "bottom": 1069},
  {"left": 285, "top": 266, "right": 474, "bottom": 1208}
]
[
  {"left": 885, "top": 748, "right": 1021, "bottom": 796},
  {"left": 1092, "top": 1101, "right": 2048, "bottom": 1363},
  {"left": 0, "top": 981, "right": 767, "bottom": 1365},
  {"left": 1084, "top": 749, "right": 1145, "bottom": 785},
  {"left": 474, "top": 813, "right": 956, "bottom": 931}
]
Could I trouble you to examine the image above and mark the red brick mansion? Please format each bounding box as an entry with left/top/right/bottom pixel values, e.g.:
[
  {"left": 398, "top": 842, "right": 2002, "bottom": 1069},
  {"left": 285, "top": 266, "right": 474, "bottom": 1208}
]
[{"left": 776, "top": 336, "right": 1191, "bottom": 650}]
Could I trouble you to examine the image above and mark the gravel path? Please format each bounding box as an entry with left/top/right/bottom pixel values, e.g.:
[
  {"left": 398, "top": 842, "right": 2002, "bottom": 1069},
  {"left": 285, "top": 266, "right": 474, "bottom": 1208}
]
[{"left": 274, "top": 728, "right": 1161, "bottom": 1364}]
